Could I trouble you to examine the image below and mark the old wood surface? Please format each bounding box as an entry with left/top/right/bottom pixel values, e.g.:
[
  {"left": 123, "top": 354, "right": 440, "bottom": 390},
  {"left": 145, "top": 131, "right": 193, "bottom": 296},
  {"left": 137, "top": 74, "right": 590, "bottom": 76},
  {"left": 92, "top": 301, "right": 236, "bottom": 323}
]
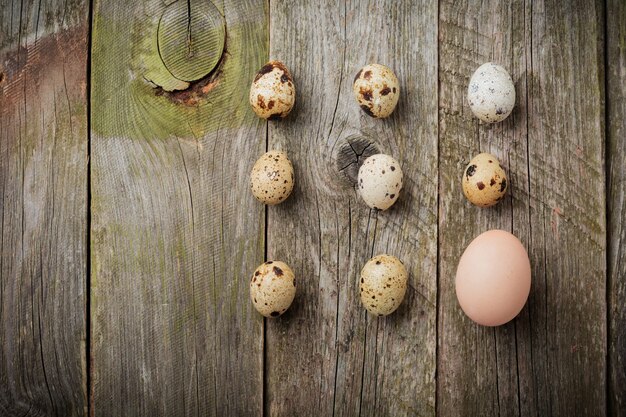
[
  {"left": 90, "top": 0, "right": 266, "bottom": 415},
  {"left": 607, "top": 0, "right": 625, "bottom": 415},
  {"left": 266, "top": 1, "right": 438, "bottom": 415},
  {"left": 438, "top": 0, "right": 533, "bottom": 415},
  {"left": 439, "top": 1, "right": 607, "bottom": 416},
  {"left": 0, "top": 0, "right": 624, "bottom": 416},
  {"left": 0, "top": 0, "right": 89, "bottom": 416}
]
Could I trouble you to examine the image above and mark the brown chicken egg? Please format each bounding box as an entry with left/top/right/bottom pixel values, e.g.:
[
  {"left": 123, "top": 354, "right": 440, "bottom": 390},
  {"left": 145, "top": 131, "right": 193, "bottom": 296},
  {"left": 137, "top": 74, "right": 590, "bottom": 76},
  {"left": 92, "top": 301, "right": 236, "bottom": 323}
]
[{"left": 455, "top": 229, "right": 531, "bottom": 326}]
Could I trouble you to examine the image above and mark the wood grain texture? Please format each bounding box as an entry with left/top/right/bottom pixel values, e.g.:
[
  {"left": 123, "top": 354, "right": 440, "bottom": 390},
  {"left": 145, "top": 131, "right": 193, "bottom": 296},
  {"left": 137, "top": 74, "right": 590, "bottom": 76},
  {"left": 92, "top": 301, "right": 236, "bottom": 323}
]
[
  {"left": 0, "top": 0, "right": 88, "bottom": 415},
  {"left": 607, "top": 0, "right": 625, "bottom": 415},
  {"left": 440, "top": 0, "right": 607, "bottom": 416},
  {"left": 437, "top": 0, "right": 533, "bottom": 415},
  {"left": 527, "top": 1, "right": 606, "bottom": 415},
  {"left": 0, "top": 1, "right": 620, "bottom": 415},
  {"left": 90, "top": 0, "right": 267, "bottom": 415},
  {"left": 266, "top": 0, "right": 438, "bottom": 415}
]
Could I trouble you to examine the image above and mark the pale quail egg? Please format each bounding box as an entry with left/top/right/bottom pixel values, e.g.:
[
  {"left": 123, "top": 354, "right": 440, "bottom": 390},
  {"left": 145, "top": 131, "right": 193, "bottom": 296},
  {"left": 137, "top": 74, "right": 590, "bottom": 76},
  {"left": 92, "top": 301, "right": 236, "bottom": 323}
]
[
  {"left": 357, "top": 154, "right": 403, "bottom": 210},
  {"left": 467, "top": 62, "right": 515, "bottom": 123}
]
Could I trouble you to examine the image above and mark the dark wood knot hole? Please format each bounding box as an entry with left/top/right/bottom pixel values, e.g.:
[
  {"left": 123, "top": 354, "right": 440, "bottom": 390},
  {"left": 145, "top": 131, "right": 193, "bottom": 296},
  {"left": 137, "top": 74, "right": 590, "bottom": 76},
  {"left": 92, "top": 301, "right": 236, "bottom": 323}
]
[{"left": 335, "top": 135, "right": 379, "bottom": 185}]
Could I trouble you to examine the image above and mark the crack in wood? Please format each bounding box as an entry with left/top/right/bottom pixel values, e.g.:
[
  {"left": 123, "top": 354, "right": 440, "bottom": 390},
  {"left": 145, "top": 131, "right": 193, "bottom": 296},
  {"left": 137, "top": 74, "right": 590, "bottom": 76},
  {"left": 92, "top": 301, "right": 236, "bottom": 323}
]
[{"left": 335, "top": 136, "right": 379, "bottom": 185}]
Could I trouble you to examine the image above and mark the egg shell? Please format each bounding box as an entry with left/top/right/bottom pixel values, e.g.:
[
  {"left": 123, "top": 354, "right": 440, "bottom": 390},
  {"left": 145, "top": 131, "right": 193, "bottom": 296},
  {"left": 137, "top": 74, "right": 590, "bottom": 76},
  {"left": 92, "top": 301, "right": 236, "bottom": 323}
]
[
  {"left": 467, "top": 62, "right": 515, "bottom": 123},
  {"left": 462, "top": 153, "right": 508, "bottom": 207},
  {"left": 360, "top": 254, "right": 408, "bottom": 316},
  {"left": 249, "top": 61, "right": 295, "bottom": 119},
  {"left": 353, "top": 64, "right": 400, "bottom": 118},
  {"left": 250, "top": 261, "right": 296, "bottom": 318},
  {"left": 250, "top": 151, "right": 294, "bottom": 205},
  {"left": 357, "top": 154, "right": 403, "bottom": 210},
  {"left": 455, "top": 230, "right": 531, "bottom": 326}
]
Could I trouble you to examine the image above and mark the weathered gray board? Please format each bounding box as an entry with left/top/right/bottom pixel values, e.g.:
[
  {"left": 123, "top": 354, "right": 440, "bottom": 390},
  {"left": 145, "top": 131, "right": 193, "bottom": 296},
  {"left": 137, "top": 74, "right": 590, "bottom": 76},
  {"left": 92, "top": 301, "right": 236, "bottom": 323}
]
[{"left": 0, "top": 0, "right": 622, "bottom": 415}]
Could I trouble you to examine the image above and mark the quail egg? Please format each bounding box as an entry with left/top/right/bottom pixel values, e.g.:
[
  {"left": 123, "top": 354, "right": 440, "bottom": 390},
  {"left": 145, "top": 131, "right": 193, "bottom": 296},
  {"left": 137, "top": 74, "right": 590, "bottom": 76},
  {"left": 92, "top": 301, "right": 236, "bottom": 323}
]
[
  {"left": 249, "top": 61, "right": 295, "bottom": 119},
  {"left": 462, "top": 153, "right": 508, "bottom": 207},
  {"left": 357, "top": 154, "right": 403, "bottom": 210},
  {"left": 250, "top": 261, "right": 296, "bottom": 318},
  {"left": 353, "top": 64, "right": 400, "bottom": 118},
  {"left": 250, "top": 151, "right": 294, "bottom": 205},
  {"left": 467, "top": 62, "right": 515, "bottom": 123},
  {"left": 360, "top": 254, "right": 408, "bottom": 316}
]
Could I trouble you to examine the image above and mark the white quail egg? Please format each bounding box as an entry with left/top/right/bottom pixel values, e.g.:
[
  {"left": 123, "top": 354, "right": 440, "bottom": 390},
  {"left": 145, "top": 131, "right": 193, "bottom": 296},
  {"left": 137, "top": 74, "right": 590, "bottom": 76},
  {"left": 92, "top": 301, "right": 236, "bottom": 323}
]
[
  {"left": 357, "top": 154, "right": 403, "bottom": 210},
  {"left": 467, "top": 62, "right": 515, "bottom": 123}
]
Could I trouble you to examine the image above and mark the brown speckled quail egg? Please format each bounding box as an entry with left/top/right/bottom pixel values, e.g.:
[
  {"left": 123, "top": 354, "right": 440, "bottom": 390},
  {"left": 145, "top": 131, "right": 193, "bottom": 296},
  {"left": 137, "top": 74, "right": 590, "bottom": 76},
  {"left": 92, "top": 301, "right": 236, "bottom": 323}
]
[
  {"left": 462, "top": 153, "right": 508, "bottom": 207},
  {"left": 250, "top": 261, "right": 296, "bottom": 318},
  {"left": 357, "top": 154, "right": 403, "bottom": 210},
  {"left": 250, "top": 151, "right": 294, "bottom": 205},
  {"left": 249, "top": 61, "right": 295, "bottom": 120},
  {"left": 353, "top": 64, "right": 400, "bottom": 118},
  {"left": 360, "top": 254, "right": 408, "bottom": 316},
  {"left": 467, "top": 62, "right": 515, "bottom": 123}
]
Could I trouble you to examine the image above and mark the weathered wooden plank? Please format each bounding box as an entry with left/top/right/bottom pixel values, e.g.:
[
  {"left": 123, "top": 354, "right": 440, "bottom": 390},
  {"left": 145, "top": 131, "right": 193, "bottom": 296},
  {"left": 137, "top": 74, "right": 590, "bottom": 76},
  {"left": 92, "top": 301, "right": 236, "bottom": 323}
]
[
  {"left": 607, "top": 0, "right": 626, "bottom": 415},
  {"left": 526, "top": 1, "right": 606, "bottom": 414},
  {"left": 0, "top": 0, "right": 89, "bottom": 415},
  {"left": 90, "top": 0, "right": 267, "bottom": 415},
  {"left": 438, "top": 1, "right": 532, "bottom": 415},
  {"left": 266, "top": 1, "right": 438, "bottom": 415},
  {"left": 439, "top": 0, "right": 607, "bottom": 416}
]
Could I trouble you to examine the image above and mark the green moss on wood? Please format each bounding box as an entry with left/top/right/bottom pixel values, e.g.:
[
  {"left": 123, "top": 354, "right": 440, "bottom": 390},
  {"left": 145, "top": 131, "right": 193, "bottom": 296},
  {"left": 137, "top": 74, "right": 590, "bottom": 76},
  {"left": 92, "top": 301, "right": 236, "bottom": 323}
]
[
  {"left": 91, "top": 12, "right": 265, "bottom": 141},
  {"left": 158, "top": 0, "right": 225, "bottom": 82}
]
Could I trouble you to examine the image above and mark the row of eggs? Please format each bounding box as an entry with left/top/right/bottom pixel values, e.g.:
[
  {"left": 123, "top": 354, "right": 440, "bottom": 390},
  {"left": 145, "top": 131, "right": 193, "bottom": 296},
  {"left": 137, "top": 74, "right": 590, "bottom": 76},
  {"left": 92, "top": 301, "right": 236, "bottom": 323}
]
[
  {"left": 249, "top": 60, "right": 516, "bottom": 123},
  {"left": 251, "top": 255, "right": 409, "bottom": 318},
  {"left": 250, "top": 229, "right": 530, "bottom": 327},
  {"left": 247, "top": 60, "right": 530, "bottom": 327}
]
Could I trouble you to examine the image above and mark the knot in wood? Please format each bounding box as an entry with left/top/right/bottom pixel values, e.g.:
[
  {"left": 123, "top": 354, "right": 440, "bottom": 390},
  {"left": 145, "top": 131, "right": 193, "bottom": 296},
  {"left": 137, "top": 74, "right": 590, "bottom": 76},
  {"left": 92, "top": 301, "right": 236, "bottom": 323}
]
[
  {"left": 335, "top": 135, "right": 379, "bottom": 185},
  {"left": 157, "top": 0, "right": 225, "bottom": 82}
]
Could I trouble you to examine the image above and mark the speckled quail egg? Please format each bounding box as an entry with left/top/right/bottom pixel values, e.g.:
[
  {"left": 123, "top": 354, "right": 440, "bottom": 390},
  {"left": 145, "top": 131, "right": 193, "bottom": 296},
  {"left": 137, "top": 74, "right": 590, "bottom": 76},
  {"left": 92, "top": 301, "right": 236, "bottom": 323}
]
[
  {"left": 353, "top": 64, "right": 400, "bottom": 118},
  {"left": 360, "top": 254, "right": 408, "bottom": 316},
  {"left": 250, "top": 261, "right": 296, "bottom": 318},
  {"left": 357, "top": 154, "right": 403, "bottom": 210},
  {"left": 249, "top": 61, "right": 295, "bottom": 119},
  {"left": 462, "top": 153, "right": 508, "bottom": 207},
  {"left": 250, "top": 151, "right": 295, "bottom": 205},
  {"left": 467, "top": 62, "right": 515, "bottom": 123}
]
